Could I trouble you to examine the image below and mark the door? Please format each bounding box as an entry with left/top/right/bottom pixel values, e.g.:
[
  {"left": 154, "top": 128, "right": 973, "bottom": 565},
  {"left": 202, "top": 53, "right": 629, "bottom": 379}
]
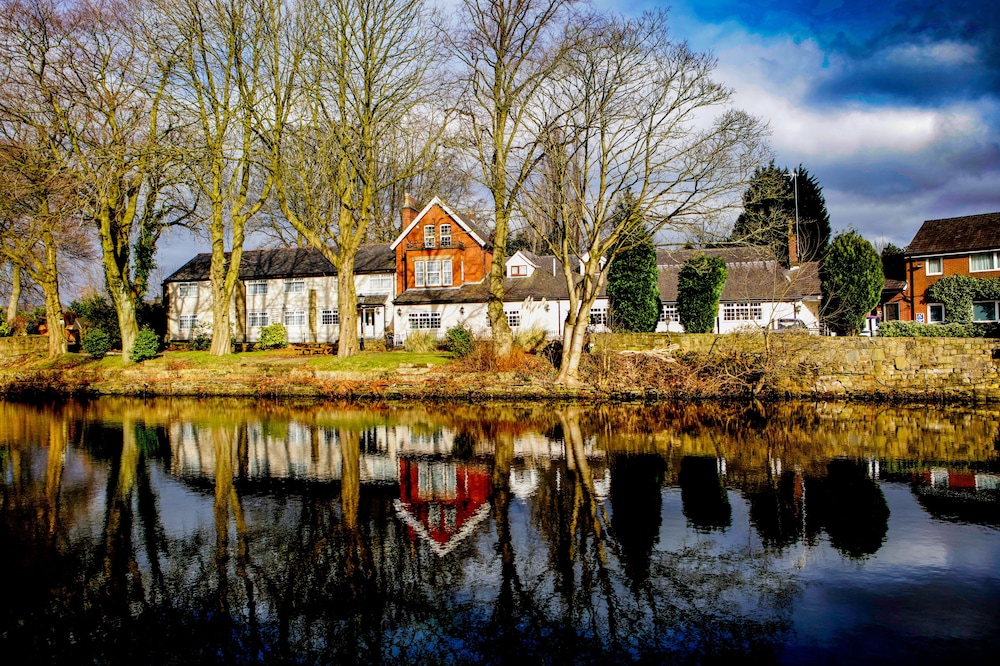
[{"left": 362, "top": 309, "right": 377, "bottom": 338}]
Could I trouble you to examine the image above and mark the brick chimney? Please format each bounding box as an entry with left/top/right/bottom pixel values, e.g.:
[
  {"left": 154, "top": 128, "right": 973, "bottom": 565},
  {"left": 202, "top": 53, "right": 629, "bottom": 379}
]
[
  {"left": 787, "top": 219, "right": 799, "bottom": 266},
  {"left": 400, "top": 192, "right": 417, "bottom": 228}
]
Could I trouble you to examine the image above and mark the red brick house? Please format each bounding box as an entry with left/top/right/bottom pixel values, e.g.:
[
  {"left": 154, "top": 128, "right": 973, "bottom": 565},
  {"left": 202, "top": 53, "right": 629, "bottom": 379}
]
[{"left": 887, "top": 212, "right": 1000, "bottom": 323}]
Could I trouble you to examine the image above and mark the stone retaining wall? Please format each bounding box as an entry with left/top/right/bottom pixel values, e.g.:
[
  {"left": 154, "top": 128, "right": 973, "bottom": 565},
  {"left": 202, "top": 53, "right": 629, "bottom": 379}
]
[
  {"left": 670, "top": 334, "right": 1000, "bottom": 400},
  {"left": 0, "top": 335, "right": 47, "bottom": 358}
]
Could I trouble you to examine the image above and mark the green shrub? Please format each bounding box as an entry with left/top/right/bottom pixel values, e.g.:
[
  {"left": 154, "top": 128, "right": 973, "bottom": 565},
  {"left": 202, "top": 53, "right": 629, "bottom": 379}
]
[
  {"left": 190, "top": 323, "right": 212, "bottom": 351},
  {"left": 0, "top": 320, "right": 10, "bottom": 337},
  {"left": 677, "top": 254, "right": 727, "bottom": 333},
  {"left": 877, "top": 321, "right": 1000, "bottom": 338},
  {"left": 82, "top": 328, "right": 113, "bottom": 358},
  {"left": 258, "top": 323, "right": 288, "bottom": 349},
  {"left": 444, "top": 325, "right": 474, "bottom": 358},
  {"left": 129, "top": 328, "right": 160, "bottom": 362},
  {"left": 404, "top": 329, "right": 438, "bottom": 352}
]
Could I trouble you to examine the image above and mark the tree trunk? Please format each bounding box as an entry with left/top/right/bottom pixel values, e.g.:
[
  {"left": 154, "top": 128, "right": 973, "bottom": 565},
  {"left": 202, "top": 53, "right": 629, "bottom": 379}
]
[
  {"left": 41, "top": 239, "right": 66, "bottom": 358},
  {"left": 338, "top": 254, "right": 360, "bottom": 358},
  {"left": 110, "top": 280, "right": 139, "bottom": 363},
  {"left": 6, "top": 263, "right": 20, "bottom": 324}
]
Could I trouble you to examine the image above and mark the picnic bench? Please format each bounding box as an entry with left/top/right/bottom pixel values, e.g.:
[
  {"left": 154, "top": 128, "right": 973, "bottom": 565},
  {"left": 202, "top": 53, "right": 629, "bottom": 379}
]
[{"left": 291, "top": 342, "right": 337, "bottom": 356}]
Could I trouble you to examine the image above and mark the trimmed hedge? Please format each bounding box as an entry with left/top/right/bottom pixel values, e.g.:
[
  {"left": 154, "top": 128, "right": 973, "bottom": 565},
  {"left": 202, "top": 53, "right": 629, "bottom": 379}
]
[
  {"left": 877, "top": 320, "right": 1000, "bottom": 338},
  {"left": 129, "top": 328, "right": 160, "bottom": 362}
]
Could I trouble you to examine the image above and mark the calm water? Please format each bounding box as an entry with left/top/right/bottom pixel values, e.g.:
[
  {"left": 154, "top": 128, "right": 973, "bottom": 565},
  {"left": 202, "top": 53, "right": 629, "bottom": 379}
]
[{"left": 1, "top": 398, "right": 998, "bottom": 665}]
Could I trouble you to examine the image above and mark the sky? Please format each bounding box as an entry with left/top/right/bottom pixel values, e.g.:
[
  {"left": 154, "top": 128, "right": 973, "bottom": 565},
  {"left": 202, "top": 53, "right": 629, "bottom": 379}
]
[
  {"left": 156, "top": 0, "right": 1000, "bottom": 283},
  {"left": 614, "top": 0, "right": 1000, "bottom": 250}
]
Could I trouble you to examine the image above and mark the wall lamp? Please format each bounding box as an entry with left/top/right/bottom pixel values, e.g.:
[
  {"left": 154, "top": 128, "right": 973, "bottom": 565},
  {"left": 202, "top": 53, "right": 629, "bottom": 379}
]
[
  {"left": 396, "top": 308, "right": 402, "bottom": 316},
  {"left": 459, "top": 306, "right": 465, "bottom": 315}
]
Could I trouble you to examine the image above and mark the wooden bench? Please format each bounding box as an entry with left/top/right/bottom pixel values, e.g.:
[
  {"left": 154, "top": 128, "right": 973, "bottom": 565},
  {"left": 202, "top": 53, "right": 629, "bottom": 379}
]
[{"left": 292, "top": 342, "right": 338, "bottom": 356}]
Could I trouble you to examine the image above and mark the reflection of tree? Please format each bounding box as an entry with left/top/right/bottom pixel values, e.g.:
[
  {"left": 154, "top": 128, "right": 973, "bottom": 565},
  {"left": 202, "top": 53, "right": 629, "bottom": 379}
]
[
  {"left": 610, "top": 453, "right": 665, "bottom": 589},
  {"left": 806, "top": 459, "right": 889, "bottom": 559},
  {"left": 679, "top": 456, "right": 732, "bottom": 532},
  {"left": 748, "top": 471, "right": 804, "bottom": 550}
]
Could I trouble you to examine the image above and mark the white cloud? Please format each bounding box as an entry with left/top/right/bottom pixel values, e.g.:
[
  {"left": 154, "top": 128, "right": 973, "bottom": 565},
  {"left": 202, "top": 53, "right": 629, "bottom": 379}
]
[{"left": 882, "top": 40, "right": 979, "bottom": 68}]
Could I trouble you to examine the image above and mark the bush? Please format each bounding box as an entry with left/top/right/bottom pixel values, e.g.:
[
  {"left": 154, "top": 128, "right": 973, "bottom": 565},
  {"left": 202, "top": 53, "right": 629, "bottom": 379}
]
[
  {"left": 444, "top": 325, "right": 474, "bottom": 358},
  {"left": 0, "top": 320, "right": 9, "bottom": 337},
  {"left": 677, "top": 254, "right": 727, "bottom": 334},
  {"left": 404, "top": 329, "right": 438, "bottom": 352},
  {"left": 514, "top": 326, "right": 548, "bottom": 353},
  {"left": 258, "top": 323, "right": 288, "bottom": 349},
  {"left": 129, "top": 328, "right": 160, "bottom": 362},
  {"left": 190, "top": 323, "right": 212, "bottom": 351},
  {"left": 877, "top": 321, "right": 1000, "bottom": 338},
  {"left": 82, "top": 328, "right": 113, "bottom": 358}
]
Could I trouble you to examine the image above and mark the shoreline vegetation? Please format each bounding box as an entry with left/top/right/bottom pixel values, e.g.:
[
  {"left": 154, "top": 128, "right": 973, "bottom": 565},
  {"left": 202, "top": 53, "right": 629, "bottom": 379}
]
[{"left": 2, "top": 332, "right": 999, "bottom": 404}]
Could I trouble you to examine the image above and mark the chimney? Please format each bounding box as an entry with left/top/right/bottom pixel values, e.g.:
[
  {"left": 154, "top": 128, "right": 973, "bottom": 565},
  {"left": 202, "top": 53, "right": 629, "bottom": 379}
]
[
  {"left": 787, "top": 220, "right": 799, "bottom": 266},
  {"left": 400, "top": 192, "right": 417, "bottom": 228}
]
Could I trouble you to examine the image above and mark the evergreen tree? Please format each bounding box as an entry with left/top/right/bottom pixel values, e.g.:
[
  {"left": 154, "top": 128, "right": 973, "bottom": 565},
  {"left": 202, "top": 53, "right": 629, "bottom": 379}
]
[
  {"left": 821, "top": 230, "right": 883, "bottom": 335},
  {"left": 730, "top": 162, "right": 830, "bottom": 264},
  {"left": 607, "top": 199, "right": 660, "bottom": 332},
  {"left": 677, "top": 254, "right": 727, "bottom": 334},
  {"left": 880, "top": 243, "right": 905, "bottom": 281}
]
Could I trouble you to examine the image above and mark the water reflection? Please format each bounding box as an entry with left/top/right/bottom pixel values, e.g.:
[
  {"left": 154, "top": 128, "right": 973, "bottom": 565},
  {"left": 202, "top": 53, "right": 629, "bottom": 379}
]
[{"left": 1, "top": 399, "right": 999, "bottom": 663}]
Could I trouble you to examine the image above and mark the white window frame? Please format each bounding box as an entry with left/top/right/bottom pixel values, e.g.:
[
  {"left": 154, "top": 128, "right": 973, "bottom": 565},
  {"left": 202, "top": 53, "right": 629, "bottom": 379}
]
[
  {"left": 248, "top": 280, "right": 268, "bottom": 295},
  {"left": 506, "top": 309, "right": 521, "bottom": 328},
  {"left": 179, "top": 314, "right": 198, "bottom": 330},
  {"left": 660, "top": 303, "right": 679, "bottom": 323},
  {"left": 882, "top": 302, "right": 900, "bottom": 321},
  {"left": 426, "top": 260, "right": 442, "bottom": 287},
  {"left": 442, "top": 259, "right": 453, "bottom": 287},
  {"left": 423, "top": 225, "right": 436, "bottom": 248},
  {"left": 928, "top": 303, "right": 945, "bottom": 323},
  {"left": 369, "top": 274, "right": 392, "bottom": 294},
  {"left": 408, "top": 311, "right": 441, "bottom": 330},
  {"left": 510, "top": 264, "right": 527, "bottom": 277},
  {"left": 414, "top": 261, "right": 425, "bottom": 288},
  {"left": 177, "top": 282, "right": 199, "bottom": 299},
  {"left": 321, "top": 309, "right": 339, "bottom": 325},
  {"left": 440, "top": 223, "right": 452, "bottom": 247},
  {"left": 284, "top": 278, "right": 305, "bottom": 293},
  {"left": 284, "top": 310, "right": 307, "bottom": 326},
  {"left": 970, "top": 252, "right": 998, "bottom": 273},
  {"left": 973, "top": 301, "right": 998, "bottom": 322},
  {"left": 925, "top": 257, "right": 943, "bottom": 275},
  {"left": 590, "top": 307, "right": 607, "bottom": 326},
  {"left": 723, "top": 302, "right": 763, "bottom": 321},
  {"left": 248, "top": 311, "right": 269, "bottom": 327}
]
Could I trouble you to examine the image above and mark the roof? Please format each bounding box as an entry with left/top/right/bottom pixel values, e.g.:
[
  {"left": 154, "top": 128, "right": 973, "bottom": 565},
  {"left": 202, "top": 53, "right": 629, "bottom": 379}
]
[
  {"left": 394, "top": 264, "right": 600, "bottom": 306},
  {"left": 658, "top": 259, "right": 821, "bottom": 302},
  {"left": 906, "top": 212, "right": 1000, "bottom": 256},
  {"left": 656, "top": 246, "right": 779, "bottom": 267},
  {"left": 163, "top": 244, "right": 394, "bottom": 283},
  {"left": 389, "top": 197, "right": 491, "bottom": 250},
  {"left": 882, "top": 278, "right": 907, "bottom": 296}
]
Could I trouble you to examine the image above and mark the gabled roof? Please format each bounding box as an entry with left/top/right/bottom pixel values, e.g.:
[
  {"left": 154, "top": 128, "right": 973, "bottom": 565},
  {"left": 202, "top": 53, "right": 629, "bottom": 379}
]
[
  {"left": 906, "top": 212, "right": 1000, "bottom": 256},
  {"left": 163, "top": 244, "right": 394, "bottom": 283},
  {"left": 393, "top": 264, "right": 602, "bottom": 305},
  {"left": 656, "top": 246, "right": 779, "bottom": 267},
  {"left": 389, "top": 197, "right": 491, "bottom": 250},
  {"left": 658, "top": 260, "right": 821, "bottom": 302}
]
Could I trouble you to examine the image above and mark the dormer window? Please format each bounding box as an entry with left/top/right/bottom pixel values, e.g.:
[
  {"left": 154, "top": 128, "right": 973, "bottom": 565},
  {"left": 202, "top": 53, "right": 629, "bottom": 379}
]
[
  {"left": 424, "top": 225, "right": 436, "bottom": 248},
  {"left": 509, "top": 264, "right": 528, "bottom": 277},
  {"left": 440, "top": 224, "right": 452, "bottom": 247}
]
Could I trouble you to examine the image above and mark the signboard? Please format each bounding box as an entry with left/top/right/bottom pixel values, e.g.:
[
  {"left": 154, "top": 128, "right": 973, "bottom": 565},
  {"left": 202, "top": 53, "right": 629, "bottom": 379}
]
[{"left": 916, "top": 313, "right": 925, "bottom": 323}]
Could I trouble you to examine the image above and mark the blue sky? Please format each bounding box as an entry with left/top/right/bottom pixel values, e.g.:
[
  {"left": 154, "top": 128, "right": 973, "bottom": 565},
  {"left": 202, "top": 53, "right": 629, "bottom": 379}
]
[
  {"left": 612, "top": 0, "right": 1000, "bottom": 249},
  {"left": 155, "top": 0, "right": 1000, "bottom": 283}
]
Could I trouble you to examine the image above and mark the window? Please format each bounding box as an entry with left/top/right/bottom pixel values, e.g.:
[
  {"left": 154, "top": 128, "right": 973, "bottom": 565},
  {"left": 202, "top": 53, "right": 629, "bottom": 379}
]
[
  {"left": 882, "top": 302, "right": 900, "bottom": 321},
  {"left": 248, "top": 280, "right": 268, "bottom": 295},
  {"left": 970, "top": 253, "right": 998, "bottom": 272},
  {"left": 442, "top": 259, "right": 453, "bottom": 287},
  {"left": 925, "top": 257, "right": 943, "bottom": 275},
  {"left": 414, "top": 261, "right": 425, "bottom": 287},
  {"left": 177, "top": 282, "right": 198, "bottom": 298},
  {"left": 929, "top": 304, "right": 944, "bottom": 323},
  {"left": 284, "top": 310, "right": 306, "bottom": 326},
  {"left": 974, "top": 301, "right": 998, "bottom": 322},
  {"left": 408, "top": 311, "right": 441, "bottom": 329},
  {"left": 723, "top": 302, "right": 763, "bottom": 321},
  {"left": 284, "top": 278, "right": 305, "bottom": 293},
  {"left": 369, "top": 274, "right": 392, "bottom": 294},
  {"left": 590, "top": 307, "right": 607, "bottom": 326},
  {"left": 509, "top": 264, "right": 527, "bottom": 277},
  {"left": 248, "top": 311, "right": 269, "bottom": 327},
  {"left": 660, "top": 303, "right": 679, "bottom": 323},
  {"left": 426, "top": 260, "right": 441, "bottom": 286},
  {"left": 506, "top": 309, "right": 521, "bottom": 328},
  {"left": 424, "top": 225, "right": 435, "bottom": 248},
  {"left": 440, "top": 224, "right": 452, "bottom": 246},
  {"left": 179, "top": 314, "right": 197, "bottom": 330},
  {"left": 321, "top": 309, "right": 339, "bottom": 325}
]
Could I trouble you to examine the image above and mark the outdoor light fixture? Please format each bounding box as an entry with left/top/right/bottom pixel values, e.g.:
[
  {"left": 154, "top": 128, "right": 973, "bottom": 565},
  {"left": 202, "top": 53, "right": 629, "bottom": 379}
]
[
  {"left": 397, "top": 308, "right": 402, "bottom": 316},
  {"left": 460, "top": 307, "right": 465, "bottom": 315}
]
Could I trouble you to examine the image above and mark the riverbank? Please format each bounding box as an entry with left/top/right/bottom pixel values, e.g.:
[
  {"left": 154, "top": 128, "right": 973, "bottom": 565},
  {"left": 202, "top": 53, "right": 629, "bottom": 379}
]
[{"left": 2, "top": 332, "right": 999, "bottom": 402}]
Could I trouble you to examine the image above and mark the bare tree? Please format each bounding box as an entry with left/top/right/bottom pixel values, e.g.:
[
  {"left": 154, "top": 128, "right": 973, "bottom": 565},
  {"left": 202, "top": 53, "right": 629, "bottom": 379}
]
[
  {"left": 522, "top": 11, "right": 769, "bottom": 384},
  {"left": 155, "top": 0, "right": 274, "bottom": 355},
  {"left": 265, "top": 0, "right": 447, "bottom": 357},
  {"left": 448, "top": 0, "right": 577, "bottom": 356}
]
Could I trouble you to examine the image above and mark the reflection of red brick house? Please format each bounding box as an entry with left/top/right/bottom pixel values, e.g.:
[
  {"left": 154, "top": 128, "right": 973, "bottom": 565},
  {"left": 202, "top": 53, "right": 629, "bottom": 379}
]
[
  {"left": 885, "top": 212, "right": 1000, "bottom": 323},
  {"left": 394, "top": 457, "right": 492, "bottom": 556}
]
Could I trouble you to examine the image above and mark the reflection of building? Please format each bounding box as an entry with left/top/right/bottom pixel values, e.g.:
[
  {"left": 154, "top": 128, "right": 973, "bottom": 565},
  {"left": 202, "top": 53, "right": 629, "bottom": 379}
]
[
  {"left": 911, "top": 468, "right": 1000, "bottom": 527},
  {"left": 394, "top": 458, "right": 492, "bottom": 557}
]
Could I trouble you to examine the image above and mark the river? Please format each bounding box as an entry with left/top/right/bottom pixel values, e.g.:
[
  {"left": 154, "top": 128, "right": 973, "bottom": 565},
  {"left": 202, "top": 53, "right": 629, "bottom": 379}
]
[{"left": 1, "top": 398, "right": 998, "bottom": 664}]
